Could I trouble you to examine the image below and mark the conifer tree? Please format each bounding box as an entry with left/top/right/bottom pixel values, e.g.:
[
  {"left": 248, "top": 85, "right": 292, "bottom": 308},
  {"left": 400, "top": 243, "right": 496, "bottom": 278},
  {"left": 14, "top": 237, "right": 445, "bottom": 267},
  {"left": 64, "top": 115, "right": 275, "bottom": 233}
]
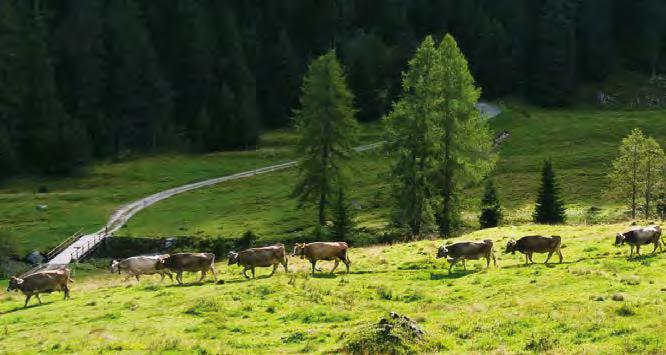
[
  {"left": 479, "top": 180, "right": 502, "bottom": 229},
  {"left": 293, "top": 50, "right": 358, "bottom": 226},
  {"left": 330, "top": 188, "right": 355, "bottom": 242},
  {"left": 435, "top": 34, "right": 495, "bottom": 237},
  {"left": 533, "top": 160, "right": 567, "bottom": 224},
  {"left": 385, "top": 36, "right": 440, "bottom": 236},
  {"left": 0, "top": 0, "right": 23, "bottom": 175}
]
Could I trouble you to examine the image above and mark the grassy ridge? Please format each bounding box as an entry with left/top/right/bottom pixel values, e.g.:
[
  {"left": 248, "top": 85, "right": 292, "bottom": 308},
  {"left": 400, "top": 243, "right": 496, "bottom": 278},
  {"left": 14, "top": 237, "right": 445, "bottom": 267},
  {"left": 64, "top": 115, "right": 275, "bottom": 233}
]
[{"left": 2, "top": 223, "right": 665, "bottom": 353}]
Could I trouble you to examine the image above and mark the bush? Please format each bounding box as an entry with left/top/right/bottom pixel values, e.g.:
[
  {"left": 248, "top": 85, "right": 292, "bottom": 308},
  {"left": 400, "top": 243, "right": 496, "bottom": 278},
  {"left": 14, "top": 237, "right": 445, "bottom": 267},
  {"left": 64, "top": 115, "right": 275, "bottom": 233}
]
[
  {"left": 343, "top": 312, "right": 426, "bottom": 354},
  {"left": 0, "top": 229, "right": 22, "bottom": 259}
]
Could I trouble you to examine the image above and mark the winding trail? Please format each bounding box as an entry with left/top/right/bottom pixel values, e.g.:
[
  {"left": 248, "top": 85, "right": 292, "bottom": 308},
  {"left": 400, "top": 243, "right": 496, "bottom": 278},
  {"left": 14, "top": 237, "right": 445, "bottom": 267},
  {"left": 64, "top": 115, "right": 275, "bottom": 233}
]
[{"left": 47, "top": 103, "right": 500, "bottom": 265}]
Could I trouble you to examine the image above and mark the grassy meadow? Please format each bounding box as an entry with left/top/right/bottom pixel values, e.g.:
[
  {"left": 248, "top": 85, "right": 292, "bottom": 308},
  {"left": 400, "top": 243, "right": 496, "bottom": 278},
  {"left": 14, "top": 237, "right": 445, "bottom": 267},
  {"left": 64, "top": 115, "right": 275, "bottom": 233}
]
[
  {"left": 2, "top": 223, "right": 666, "bottom": 353},
  {"left": 120, "top": 105, "right": 666, "bottom": 243}
]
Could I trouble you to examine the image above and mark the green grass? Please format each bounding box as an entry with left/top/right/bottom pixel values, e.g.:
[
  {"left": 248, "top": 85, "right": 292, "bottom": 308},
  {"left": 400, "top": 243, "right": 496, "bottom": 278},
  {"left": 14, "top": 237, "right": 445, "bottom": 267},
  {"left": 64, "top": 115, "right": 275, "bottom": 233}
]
[
  {"left": 121, "top": 105, "right": 666, "bottom": 243},
  {"left": 2, "top": 223, "right": 666, "bottom": 353}
]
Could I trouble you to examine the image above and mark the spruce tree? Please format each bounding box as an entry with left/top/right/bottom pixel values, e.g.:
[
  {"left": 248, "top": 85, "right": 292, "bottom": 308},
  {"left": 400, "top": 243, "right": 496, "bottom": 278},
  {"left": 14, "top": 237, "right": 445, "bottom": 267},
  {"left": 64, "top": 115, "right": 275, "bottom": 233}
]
[
  {"left": 20, "top": 1, "right": 89, "bottom": 173},
  {"left": 103, "top": 0, "right": 173, "bottom": 154},
  {"left": 435, "top": 34, "right": 496, "bottom": 237},
  {"left": 385, "top": 36, "right": 440, "bottom": 236},
  {"left": 479, "top": 180, "right": 502, "bottom": 229},
  {"left": 293, "top": 50, "right": 358, "bottom": 226},
  {"left": 533, "top": 160, "right": 567, "bottom": 224},
  {"left": 0, "top": 0, "right": 23, "bottom": 175},
  {"left": 330, "top": 188, "right": 355, "bottom": 242}
]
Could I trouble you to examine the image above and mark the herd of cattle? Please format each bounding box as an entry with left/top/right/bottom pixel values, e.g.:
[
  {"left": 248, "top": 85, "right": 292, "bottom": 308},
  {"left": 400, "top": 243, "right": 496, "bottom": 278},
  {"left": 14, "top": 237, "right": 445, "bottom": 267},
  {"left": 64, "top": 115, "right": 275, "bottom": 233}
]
[{"left": 5, "top": 225, "right": 662, "bottom": 308}]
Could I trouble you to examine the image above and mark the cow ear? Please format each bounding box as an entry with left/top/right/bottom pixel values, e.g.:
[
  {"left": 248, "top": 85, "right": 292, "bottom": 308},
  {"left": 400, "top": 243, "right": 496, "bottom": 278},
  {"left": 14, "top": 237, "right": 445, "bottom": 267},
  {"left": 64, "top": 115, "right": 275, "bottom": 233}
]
[{"left": 16, "top": 278, "right": 23, "bottom": 284}]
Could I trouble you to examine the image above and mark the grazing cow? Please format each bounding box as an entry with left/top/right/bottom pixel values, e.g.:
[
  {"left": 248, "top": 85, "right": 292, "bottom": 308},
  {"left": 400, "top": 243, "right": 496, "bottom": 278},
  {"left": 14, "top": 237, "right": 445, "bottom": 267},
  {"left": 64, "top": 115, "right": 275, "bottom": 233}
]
[
  {"left": 228, "top": 244, "right": 288, "bottom": 279},
  {"left": 292, "top": 242, "right": 351, "bottom": 275},
  {"left": 159, "top": 253, "right": 217, "bottom": 285},
  {"left": 7, "top": 268, "right": 73, "bottom": 308},
  {"left": 436, "top": 240, "right": 496, "bottom": 274},
  {"left": 110, "top": 255, "right": 173, "bottom": 283},
  {"left": 615, "top": 225, "right": 662, "bottom": 257},
  {"left": 505, "top": 235, "right": 563, "bottom": 265}
]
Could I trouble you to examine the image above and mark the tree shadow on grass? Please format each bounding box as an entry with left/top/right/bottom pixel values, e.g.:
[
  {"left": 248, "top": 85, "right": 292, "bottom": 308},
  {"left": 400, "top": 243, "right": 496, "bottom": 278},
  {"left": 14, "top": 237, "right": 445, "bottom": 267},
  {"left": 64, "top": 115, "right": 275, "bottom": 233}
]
[
  {"left": 310, "top": 273, "right": 338, "bottom": 279},
  {"left": 428, "top": 269, "right": 479, "bottom": 280}
]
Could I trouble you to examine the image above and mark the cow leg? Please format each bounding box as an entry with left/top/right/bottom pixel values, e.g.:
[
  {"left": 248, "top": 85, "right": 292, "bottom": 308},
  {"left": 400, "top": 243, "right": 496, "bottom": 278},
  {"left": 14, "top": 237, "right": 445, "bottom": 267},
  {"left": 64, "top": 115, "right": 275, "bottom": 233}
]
[
  {"left": 524, "top": 253, "right": 529, "bottom": 265},
  {"left": 636, "top": 245, "right": 641, "bottom": 256},
  {"left": 123, "top": 274, "right": 132, "bottom": 282},
  {"left": 448, "top": 259, "right": 458, "bottom": 274},
  {"left": 135, "top": 275, "right": 140, "bottom": 282},
  {"left": 544, "top": 251, "right": 553, "bottom": 264},
  {"left": 528, "top": 253, "right": 535, "bottom": 264},
  {"left": 331, "top": 259, "right": 340, "bottom": 273},
  {"left": 251, "top": 267, "right": 256, "bottom": 279},
  {"left": 557, "top": 249, "right": 563, "bottom": 263},
  {"left": 343, "top": 258, "right": 350, "bottom": 274},
  {"left": 242, "top": 267, "right": 251, "bottom": 279},
  {"left": 269, "top": 263, "right": 278, "bottom": 277},
  {"left": 24, "top": 295, "right": 31, "bottom": 308},
  {"left": 282, "top": 258, "right": 289, "bottom": 273},
  {"left": 63, "top": 285, "right": 70, "bottom": 299},
  {"left": 485, "top": 255, "right": 490, "bottom": 268},
  {"left": 165, "top": 271, "right": 174, "bottom": 282},
  {"left": 462, "top": 259, "right": 467, "bottom": 270},
  {"left": 492, "top": 253, "right": 497, "bottom": 267},
  {"left": 209, "top": 266, "right": 218, "bottom": 281},
  {"left": 311, "top": 260, "right": 317, "bottom": 275},
  {"left": 159, "top": 273, "right": 165, "bottom": 282},
  {"left": 629, "top": 245, "right": 634, "bottom": 257},
  {"left": 36, "top": 294, "right": 42, "bottom": 305},
  {"left": 653, "top": 241, "right": 659, "bottom": 254},
  {"left": 177, "top": 271, "right": 184, "bottom": 286},
  {"left": 199, "top": 270, "right": 206, "bottom": 282}
]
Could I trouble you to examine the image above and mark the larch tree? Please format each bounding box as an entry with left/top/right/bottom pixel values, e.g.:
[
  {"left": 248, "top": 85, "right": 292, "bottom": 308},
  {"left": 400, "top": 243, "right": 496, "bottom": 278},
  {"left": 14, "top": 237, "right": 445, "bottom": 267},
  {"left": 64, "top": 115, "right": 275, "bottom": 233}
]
[
  {"left": 434, "top": 34, "right": 496, "bottom": 237},
  {"left": 293, "top": 50, "right": 358, "bottom": 226},
  {"left": 608, "top": 129, "right": 665, "bottom": 220},
  {"left": 384, "top": 36, "right": 441, "bottom": 237}
]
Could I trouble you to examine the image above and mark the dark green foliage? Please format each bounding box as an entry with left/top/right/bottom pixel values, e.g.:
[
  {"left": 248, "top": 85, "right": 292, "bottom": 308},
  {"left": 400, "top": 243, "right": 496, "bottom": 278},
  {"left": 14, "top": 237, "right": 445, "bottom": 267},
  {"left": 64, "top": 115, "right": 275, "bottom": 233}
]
[
  {"left": 533, "top": 161, "right": 567, "bottom": 224},
  {"left": 330, "top": 188, "right": 356, "bottom": 242},
  {"left": 293, "top": 51, "right": 358, "bottom": 226},
  {"left": 479, "top": 180, "right": 502, "bottom": 228},
  {"left": 657, "top": 193, "right": 666, "bottom": 221},
  {"left": 0, "top": 229, "right": 22, "bottom": 259}
]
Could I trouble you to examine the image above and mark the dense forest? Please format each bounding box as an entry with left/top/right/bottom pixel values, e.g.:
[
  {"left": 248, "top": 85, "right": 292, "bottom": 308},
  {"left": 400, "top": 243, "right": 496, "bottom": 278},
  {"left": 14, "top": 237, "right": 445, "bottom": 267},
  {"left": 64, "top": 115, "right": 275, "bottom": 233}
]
[{"left": 0, "top": 0, "right": 665, "bottom": 177}]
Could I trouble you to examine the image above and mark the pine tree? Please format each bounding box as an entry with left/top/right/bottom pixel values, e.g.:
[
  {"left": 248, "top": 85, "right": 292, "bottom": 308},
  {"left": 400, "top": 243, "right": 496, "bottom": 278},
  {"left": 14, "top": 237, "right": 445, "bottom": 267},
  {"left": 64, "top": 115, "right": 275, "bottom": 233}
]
[
  {"left": 578, "top": 0, "right": 615, "bottom": 81},
  {"left": 479, "top": 180, "right": 502, "bottom": 228},
  {"left": 533, "top": 160, "right": 567, "bottom": 224},
  {"left": 293, "top": 50, "right": 358, "bottom": 226},
  {"left": 330, "top": 188, "right": 355, "bottom": 242},
  {"left": 385, "top": 36, "right": 440, "bottom": 236},
  {"left": 435, "top": 34, "right": 496, "bottom": 237},
  {"left": 20, "top": 1, "right": 89, "bottom": 173}
]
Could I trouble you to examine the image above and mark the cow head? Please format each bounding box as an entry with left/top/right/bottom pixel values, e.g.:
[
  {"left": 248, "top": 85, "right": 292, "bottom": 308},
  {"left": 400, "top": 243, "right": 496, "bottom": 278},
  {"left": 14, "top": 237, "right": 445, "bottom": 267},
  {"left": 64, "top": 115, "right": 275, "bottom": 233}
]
[
  {"left": 7, "top": 276, "right": 23, "bottom": 292},
  {"left": 436, "top": 245, "right": 448, "bottom": 259},
  {"left": 615, "top": 233, "right": 626, "bottom": 246},
  {"left": 227, "top": 251, "right": 239, "bottom": 265},
  {"left": 155, "top": 255, "right": 169, "bottom": 270},
  {"left": 110, "top": 260, "right": 120, "bottom": 274},
  {"left": 505, "top": 239, "right": 517, "bottom": 254},
  {"left": 291, "top": 243, "right": 306, "bottom": 259}
]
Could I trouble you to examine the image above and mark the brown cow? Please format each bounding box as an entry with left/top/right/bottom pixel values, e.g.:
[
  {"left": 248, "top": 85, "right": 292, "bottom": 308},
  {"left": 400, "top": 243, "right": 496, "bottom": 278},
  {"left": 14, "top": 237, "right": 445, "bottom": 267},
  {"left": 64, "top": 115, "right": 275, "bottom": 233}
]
[
  {"left": 292, "top": 242, "right": 350, "bottom": 275},
  {"left": 7, "top": 269, "right": 73, "bottom": 308},
  {"left": 615, "top": 225, "right": 662, "bottom": 257},
  {"left": 505, "top": 235, "right": 563, "bottom": 265},
  {"left": 436, "top": 240, "right": 496, "bottom": 273},
  {"left": 228, "top": 244, "right": 288, "bottom": 279},
  {"left": 159, "top": 253, "right": 217, "bottom": 285}
]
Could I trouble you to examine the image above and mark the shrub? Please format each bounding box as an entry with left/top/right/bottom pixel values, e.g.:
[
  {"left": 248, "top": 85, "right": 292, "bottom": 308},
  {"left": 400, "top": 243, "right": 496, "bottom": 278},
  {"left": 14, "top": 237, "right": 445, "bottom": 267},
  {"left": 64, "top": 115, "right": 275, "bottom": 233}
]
[
  {"left": 0, "top": 229, "right": 22, "bottom": 259},
  {"left": 343, "top": 312, "right": 426, "bottom": 354}
]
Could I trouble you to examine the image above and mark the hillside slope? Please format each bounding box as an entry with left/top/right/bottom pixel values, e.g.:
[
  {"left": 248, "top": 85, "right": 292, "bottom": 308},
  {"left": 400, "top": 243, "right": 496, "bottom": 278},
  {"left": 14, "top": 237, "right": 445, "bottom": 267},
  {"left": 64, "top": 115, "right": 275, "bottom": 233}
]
[
  {"left": 1, "top": 223, "right": 665, "bottom": 353},
  {"left": 120, "top": 105, "right": 666, "bottom": 244}
]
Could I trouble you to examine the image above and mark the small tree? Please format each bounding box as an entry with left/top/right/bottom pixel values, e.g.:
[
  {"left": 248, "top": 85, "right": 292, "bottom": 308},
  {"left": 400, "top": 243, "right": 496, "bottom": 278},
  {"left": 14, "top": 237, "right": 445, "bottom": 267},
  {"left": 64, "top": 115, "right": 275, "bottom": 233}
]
[
  {"left": 330, "top": 188, "right": 355, "bottom": 242},
  {"left": 479, "top": 180, "right": 502, "bottom": 228},
  {"left": 609, "top": 129, "right": 666, "bottom": 219},
  {"left": 533, "top": 160, "right": 566, "bottom": 224}
]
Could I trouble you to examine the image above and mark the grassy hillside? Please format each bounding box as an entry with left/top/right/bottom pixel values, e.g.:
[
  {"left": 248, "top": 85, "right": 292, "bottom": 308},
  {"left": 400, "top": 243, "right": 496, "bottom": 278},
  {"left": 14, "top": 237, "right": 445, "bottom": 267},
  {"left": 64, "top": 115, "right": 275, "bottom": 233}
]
[
  {"left": 2, "top": 223, "right": 665, "bottom": 353},
  {"left": 120, "top": 105, "right": 666, "bottom": 243}
]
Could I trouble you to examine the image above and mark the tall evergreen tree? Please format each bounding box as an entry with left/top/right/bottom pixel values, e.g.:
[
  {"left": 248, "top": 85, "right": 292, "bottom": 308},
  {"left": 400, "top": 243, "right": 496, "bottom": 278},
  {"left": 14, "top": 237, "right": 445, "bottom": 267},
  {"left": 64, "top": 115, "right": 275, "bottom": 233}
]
[
  {"left": 533, "top": 160, "right": 567, "bottom": 224},
  {"left": 578, "top": 0, "right": 615, "bottom": 81},
  {"left": 53, "top": 0, "right": 106, "bottom": 157},
  {"left": 20, "top": 1, "right": 89, "bottom": 173},
  {"left": 479, "top": 180, "right": 502, "bottom": 229},
  {"left": 385, "top": 36, "right": 440, "bottom": 236},
  {"left": 103, "top": 0, "right": 172, "bottom": 154},
  {"left": 0, "top": 0, "right": 23, "bottom": 176},
  {"left": 434, "top": 34, "right": 495, "bottom": 237},
  {"left": 532, "top": 0, "right": 577, "bottom": 106},
  {"left": 293, "top": 50, "right": 358, "bottom": 226}
]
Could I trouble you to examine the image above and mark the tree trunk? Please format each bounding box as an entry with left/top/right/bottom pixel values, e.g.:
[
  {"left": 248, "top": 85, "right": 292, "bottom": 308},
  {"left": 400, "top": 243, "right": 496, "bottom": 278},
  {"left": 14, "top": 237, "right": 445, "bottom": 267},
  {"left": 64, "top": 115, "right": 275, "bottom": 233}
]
[{"left": 438, "top": 121, "right": 454, "bottom": 237}]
